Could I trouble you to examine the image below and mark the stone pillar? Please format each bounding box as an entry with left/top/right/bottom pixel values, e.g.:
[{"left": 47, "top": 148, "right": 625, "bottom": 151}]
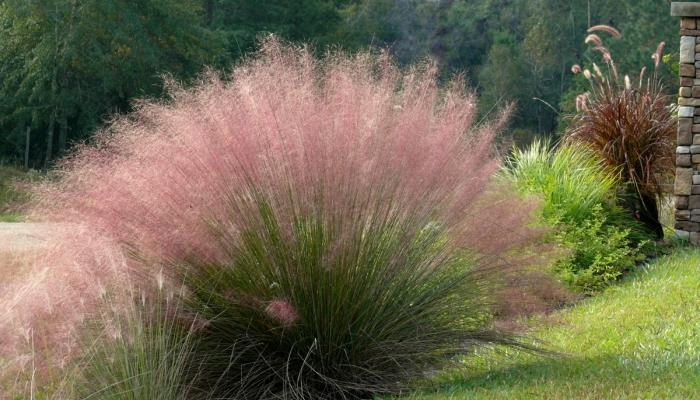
[{"left": 672, "top": 2, "right": 700, "bottom": 243}]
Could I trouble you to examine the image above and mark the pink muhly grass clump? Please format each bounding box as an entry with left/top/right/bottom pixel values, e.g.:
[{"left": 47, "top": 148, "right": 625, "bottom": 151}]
[{"left": 1, "top": 38, "right": 543, "bottom": 396}]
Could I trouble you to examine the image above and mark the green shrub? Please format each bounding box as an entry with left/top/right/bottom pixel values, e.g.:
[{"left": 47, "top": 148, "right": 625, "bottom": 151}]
[
  {"left": 502, "top": 139, "right": 649, "bottom": 292},
  {"left": 553, "top": 205, "right": 644, "bottom": 292},
  {"left": 0, "top": 165, "right": 36, "bottom": 217}
]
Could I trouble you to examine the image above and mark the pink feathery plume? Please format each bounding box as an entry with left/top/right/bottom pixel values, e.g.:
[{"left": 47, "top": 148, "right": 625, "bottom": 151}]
[
  {"left": 651, "top": 42, "right": 665, "bottom": 68},
  {"left": 584, "top": 34, "right": 603, "bottom": 46},
  {"left": 587, "top": 25, "right": 622, "bottom": 39}
]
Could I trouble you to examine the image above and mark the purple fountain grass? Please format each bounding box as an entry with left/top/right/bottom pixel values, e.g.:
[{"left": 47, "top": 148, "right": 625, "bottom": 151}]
[
  {"left": 2, "top": 38, "right": 544, "bottom": 396},
  {"left": 568, "top": 27, "right": 674, "bottom": 238}
]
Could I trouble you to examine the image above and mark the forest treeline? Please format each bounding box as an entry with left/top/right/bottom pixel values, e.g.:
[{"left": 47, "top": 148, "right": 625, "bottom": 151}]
[{"left": 0, "top": 0, "right": 678, "bottom": 168}]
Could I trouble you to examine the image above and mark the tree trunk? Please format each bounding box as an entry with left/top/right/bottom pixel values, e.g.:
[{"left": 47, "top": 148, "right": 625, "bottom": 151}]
[
  {"left": 24, "top": 126, "right": 31, "bottom": 170},
  {"left": 58, "top": 114, "right": 67, "bottom": 156},
  {"left": 205, "top": 0, "right": 214, "bottom": 26},
  {"left": 44, "top": 111, "right": 55, "bottom": 170}
]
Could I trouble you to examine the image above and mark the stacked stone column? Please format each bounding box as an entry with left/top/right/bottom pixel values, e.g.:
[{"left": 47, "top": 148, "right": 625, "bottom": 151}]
[{"left": 673, "top": 3, "right": 700, "bottom": 243}]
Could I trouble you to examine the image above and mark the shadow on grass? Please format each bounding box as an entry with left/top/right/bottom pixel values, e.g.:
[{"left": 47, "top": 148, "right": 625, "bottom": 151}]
[{"left": 411, "top": 351, "right": 700, "bottom": 399}]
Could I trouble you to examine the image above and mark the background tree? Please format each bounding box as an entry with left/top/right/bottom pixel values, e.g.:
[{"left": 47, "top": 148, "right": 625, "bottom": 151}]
[
  {"left": 0, "top": 0, "right": 679, "bottom": 165},
  {"left": 0, "top": 0, "right": 224, "bottom": 167}
]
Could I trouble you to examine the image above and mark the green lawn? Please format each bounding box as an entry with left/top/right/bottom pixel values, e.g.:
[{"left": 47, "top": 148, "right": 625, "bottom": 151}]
[
  {"left": 406, "top": 250, "right": 700, "bottom": 399},
  {"left": 0, "top": 165, "right": 33, "bottom": 221}
]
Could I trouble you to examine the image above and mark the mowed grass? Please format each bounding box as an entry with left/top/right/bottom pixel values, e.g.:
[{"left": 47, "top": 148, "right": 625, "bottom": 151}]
[
  {"left": 404, "top": 249, "right": 700, "bottom": 400},
  {"left": 0, "top": 165, "right": 35, "bottom": 221}
]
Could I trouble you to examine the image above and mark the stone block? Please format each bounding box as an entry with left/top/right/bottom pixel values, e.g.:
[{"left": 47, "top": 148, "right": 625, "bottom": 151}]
[
  {"left": 678, "top": 196, "right": 690, "bottom": 209},
  {"left": 694, "top": 116, "right": 700, "bottom": 123},
  {"left": 691, "top": 232, "right": 700, "bottom": 245},
  {"left": 676, "top": 230, "right": 691, "bottom": 240},
  {"left": 680, "top": 97, "right": 698, "bottom": 106},
  {"left": 679, "top": 98, "right": 700, "bottom": 106},
  {"left": 678, "top": 146, "right": 691, "bottom": 154},
  {"left": 680, "top": 106, "right": 695, "bottom": 118},
  {"left": 680, "top": 64, "right": 696, "bottom": 77},
  {"left": 681, "top": 118, "right": 694, "bottom": 145},
  {"left": 692, "top": 185, "right": 700, "bottom": 195},
  {"left": 695, "top": 60, "right": 700, "bottom": 68},
  {"left": 681, "top": 86, "right": 692, "bottom": 97},
  {"left": 693, "top": 154, "right": 700, "bottom": 163},
  {"left": 691, "top": 145, "right": 700, "bottom": 153},
  {"left": 693, "top": 175, "right": 700, "bottom": 185},
  {"left": 682, "top": 77, "right": 694, "bottom": 87},
  {"left": 694, "top": 86, "right": 700, "bottom": 97},
  {"left": 679, "top": 154, "right": 692, "bottom": 167},
  {"left": 678, "top": 209, "right": 691, "bottom": 221},
  {"left": 693, "top": 135, "right": 700, "bottom": 145},
  {"left": 690, "top": 194, "right": 700, "bottom": 208},
  {"left": 676, "top": 168, "right": 694, "bottom": 195},
  {"left": 681, "top": 29, "right": 700, "bottom": 36},
  {"left": 682, "top": 36, "right": 696, "bottom": 63},
  {"left": 691, "top": 215, "right": 700, "bottom": 223},
  {"left": 672, "top": 3, "right": 700, "bottom": 17},
  {"left": 684, "top": 18, "right": 698, "bottom": 29},
  {"left": 691, "top": 209, "right": 700, "bottom": 215},
  {"left": 676, "top": 221, "right": 700, "bottom": 232},
  {"left": 694, "top": 124, "right": 700, "bottom": 133}
]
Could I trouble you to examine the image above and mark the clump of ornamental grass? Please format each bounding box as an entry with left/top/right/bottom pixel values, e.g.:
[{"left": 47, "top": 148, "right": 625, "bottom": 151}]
[
  {"left": 568, "top": 26, "right": 675, "bottom": 238},
  {"left": 503, "top": 139, "right": 619, "bottom": 224},
  {"left": 3, "top": 38, "right": 545, "bottom": 398},
  {"left": 69, "top": 284, "right": 203, "bottom": 400},
  {"left": 502, "top": 139, "right": 650, "bottom": 292}
]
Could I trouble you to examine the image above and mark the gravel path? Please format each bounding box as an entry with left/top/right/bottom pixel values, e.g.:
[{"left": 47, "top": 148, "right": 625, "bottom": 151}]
[{"left": 0, "top": 222, "right": 57, "bottom": 252}]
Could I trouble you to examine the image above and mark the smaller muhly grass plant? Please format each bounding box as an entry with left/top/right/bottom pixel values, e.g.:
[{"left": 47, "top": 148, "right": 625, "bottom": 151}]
[{"left": 69, "top": 286, "right": 203, "bottom": 400}]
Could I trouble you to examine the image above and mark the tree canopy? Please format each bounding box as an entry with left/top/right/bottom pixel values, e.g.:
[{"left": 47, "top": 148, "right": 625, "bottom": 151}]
[{"left": 0, "top": 0, "right": 678, "bottom": 167}]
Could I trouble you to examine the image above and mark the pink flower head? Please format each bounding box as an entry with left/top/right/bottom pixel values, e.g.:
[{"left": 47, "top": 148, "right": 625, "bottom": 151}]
[
  {"left": 652, "top": 42, "right": 665, "bottom": 68},
  {"left": 265, "top": 298, "right": 299, "bottom": 327},
  {"left": 584, "top": 34, "right": 603, "bottom": 46},
  {"left": 587, "top": 25, "right": 621, "bottom": 39}
]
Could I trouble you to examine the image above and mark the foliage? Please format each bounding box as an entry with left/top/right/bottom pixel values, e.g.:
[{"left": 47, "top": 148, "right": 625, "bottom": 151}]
[
  {"left": 0, "top": 165, "right": 35, "bottom": 218},
  {"left": 206, "top": 0, "right": 345, "bottom": 59},
  {"left": 503, "top": 139, "right": 618, "bottom": 224},
  {"left": 0, "top": 0, "right": 225, "bottom": 168},
  {"left": 567, "top": 33, "right": 675, "bottom": 201},
  {"left": 502, "top": 140, "right": 648, "bottom": 292},
  {"left": 553, "top": 205, "right": 642, "bottom": 292},
  {"left": 0, "top": 0, "right": 680, "bottom": 164},
  {"left": 401, "top": 249, "right": 700, "bottom": 399},
  {"left": 566, "top": 26, "right": 675, "bottom": 238}
]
